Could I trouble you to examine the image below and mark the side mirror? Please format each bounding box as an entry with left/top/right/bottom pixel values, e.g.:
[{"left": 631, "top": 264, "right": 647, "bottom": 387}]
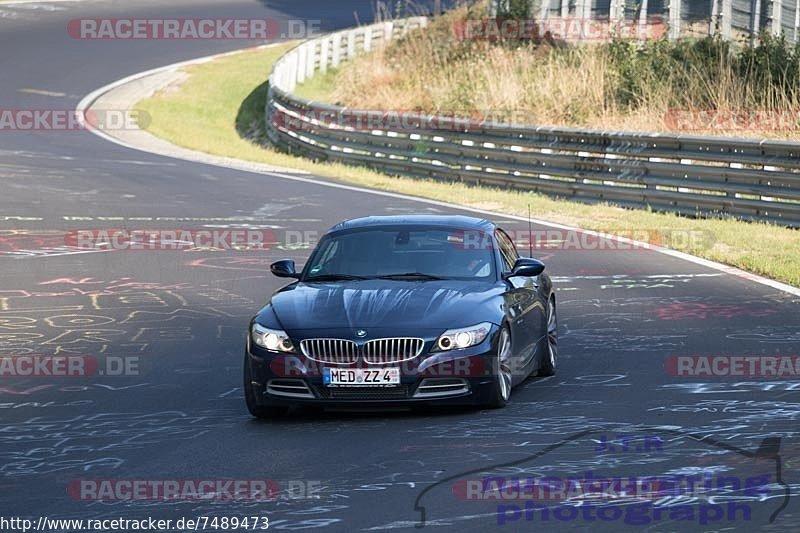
[
  {"left": 270, "top": 259, "right": 299, "bottom": 279},
  {"left": 503, "top": 257, "right": 545, "bottom": 279}
]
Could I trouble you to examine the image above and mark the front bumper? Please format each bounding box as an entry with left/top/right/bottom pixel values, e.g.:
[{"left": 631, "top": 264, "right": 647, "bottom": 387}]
[{"left": 245, "top": 334, "right": 500, "bottom": 408}]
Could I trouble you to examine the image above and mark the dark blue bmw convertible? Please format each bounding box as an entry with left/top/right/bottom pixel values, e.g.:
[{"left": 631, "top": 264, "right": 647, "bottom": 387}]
[{"left": 244, "top": 215, "right": 557, "bottom": 417}]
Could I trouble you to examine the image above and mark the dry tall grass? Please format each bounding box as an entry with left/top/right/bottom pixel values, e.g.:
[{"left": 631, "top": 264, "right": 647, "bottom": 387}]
[{"left": 328, "top": 5, "right": 800, "bottom": 139}]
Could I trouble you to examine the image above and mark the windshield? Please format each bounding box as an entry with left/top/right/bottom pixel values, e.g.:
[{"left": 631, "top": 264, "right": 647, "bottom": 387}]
[{"left": 303, "top": 227, "right": 496, "bottom": 281}]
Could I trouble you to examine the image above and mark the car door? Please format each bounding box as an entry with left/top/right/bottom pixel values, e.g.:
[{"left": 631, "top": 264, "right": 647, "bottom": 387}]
[{"left": 496, "top": 228, "right": 543, "bottom": 375}]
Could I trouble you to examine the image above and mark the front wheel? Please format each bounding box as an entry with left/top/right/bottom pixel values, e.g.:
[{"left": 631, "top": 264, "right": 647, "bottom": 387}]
[
  {"left": 537, "top": 296, "right": 558, "bottom": 377},
  {"left": 486, "top": 326, "right": 513, "bottom": 409},
  {"left": 244, "top": 353, "right": 289, "bottom": 419}
]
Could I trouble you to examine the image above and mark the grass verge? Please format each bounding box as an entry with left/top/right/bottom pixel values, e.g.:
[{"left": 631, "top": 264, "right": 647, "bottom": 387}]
[{"left": 135, "top": 44, "right": 800, "bottom": 287}]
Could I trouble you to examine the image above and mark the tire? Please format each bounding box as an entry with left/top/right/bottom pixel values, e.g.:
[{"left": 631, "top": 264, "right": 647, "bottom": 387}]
[
  {"left": 486, "top": 325, "right": 513, "bottom": 409},
  {"left": 244, "top": 353, "right": 289, "bottom": 419},
  {"left": 537, "top": 296, "right": 558, "bottom": 377}
]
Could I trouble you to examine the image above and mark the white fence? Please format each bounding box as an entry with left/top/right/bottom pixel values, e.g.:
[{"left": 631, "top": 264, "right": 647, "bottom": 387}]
[{"left": 489, "top": 0, "right": 800, "bottom": 42}]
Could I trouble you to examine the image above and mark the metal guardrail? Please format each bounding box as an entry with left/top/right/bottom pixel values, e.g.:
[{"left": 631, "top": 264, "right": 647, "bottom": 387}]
[{"left": 266, "top": 18, "right": 800, "bottom": 227}]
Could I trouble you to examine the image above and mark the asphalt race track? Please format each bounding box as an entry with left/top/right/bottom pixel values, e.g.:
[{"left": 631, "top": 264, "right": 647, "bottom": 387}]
[{"left": 1, "top": 1, "right": 799, "bottom": 531}]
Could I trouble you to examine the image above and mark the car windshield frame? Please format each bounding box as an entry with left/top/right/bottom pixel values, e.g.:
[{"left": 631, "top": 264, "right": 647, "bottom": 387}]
[{"left": 300, "top": 225, "right": 499, "bottom": 282}]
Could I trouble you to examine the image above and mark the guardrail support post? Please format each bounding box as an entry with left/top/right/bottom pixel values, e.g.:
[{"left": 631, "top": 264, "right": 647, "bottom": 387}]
[
  {"left": 795, "top": 0, "right": 800, "bottom": 41},
  {"left": 305, "top": 42, "right": 316, "bottom": 80},
  {"left": 610, "top": 0, "right": 624, "bottom": 22},
  {"left": 347, "top": 30, "right": 356, "bottom": 60},
  {"left": 574, "top": 0, "right": 591, "bottom": 21},
  {"left": 364, "top": 29, "right": 373, "bottom": 52},
  {"left": 750, "top": 0, "right": 762, "bottom": 45},
  {"left": 331, "top": 33, "right": 342, "bottom": 67},
  {"left": 637, "top": 0, "right": 649, "bottom": 42},
  {"left": 296, "top": 44, "right": 306, "bottom": 84},
  {"left": 710, "top": 0, "right": 720, "bottom": 35},
  {"left": 668, "top": 0, "right": 682, "bottom": 39},
  {"left": 319, "top": 38, "right": 329, "bottom": 74},
  {"left": 710, "top": 0, "right": 733, "bottom": 38},
  {"left": 540, "top": 0, "right": 552, "bottom": 20},
  {"left": 772, "top": 0, "right": 784, "bottom": 34},
  {"left": 287, "top": 53, "right": 297, "bottom": 91},
  {"left": 722, "top": 0, "right": 733, "bottom": 39}
]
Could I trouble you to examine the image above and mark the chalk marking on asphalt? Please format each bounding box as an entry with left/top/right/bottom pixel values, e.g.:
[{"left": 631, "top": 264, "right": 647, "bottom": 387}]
[
  {"left": 75, "top": 45, "right": 800, "bottom": 298},
  {"left": 0, "top": 0, "right": 84, "bottom": 5},
  {"left": 17, "top": 88, "right": 67, "bottom": 97}
]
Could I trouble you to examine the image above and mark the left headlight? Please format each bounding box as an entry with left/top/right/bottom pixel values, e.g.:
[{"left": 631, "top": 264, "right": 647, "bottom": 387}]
[
  {"left": 251, "top": 323, "right": 296, "bottom": 353},
  {"left": 433, "top": 322, "right": 492, "bottom": 351}
]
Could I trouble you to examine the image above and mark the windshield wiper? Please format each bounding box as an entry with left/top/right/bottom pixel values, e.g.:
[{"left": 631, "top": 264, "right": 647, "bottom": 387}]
[
  {"left": 376, "top": 272, "right": 447, "bottom": 281},
  {"left": 304, "top": 274, "right": 369, "bottom": 282}
]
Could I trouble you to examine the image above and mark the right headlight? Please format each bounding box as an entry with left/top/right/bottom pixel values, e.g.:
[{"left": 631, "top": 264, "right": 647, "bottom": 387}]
[
  {"left": 251, "top": 323, "right": 295, "bottom": 353},
  {"left": 433, "top": 322, "right": 492, "bottom": 351}
]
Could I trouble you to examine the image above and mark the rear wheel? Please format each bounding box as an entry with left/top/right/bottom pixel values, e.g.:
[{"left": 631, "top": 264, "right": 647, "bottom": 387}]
[
  {"left": 486, "top": 326, "right": 513, "bottom": 408},
  {"left": 537, "top": 296, "right": 558, "bottom": 377},
  {"left": 244, "top": 354, "right": 289, "bottom": 419}
]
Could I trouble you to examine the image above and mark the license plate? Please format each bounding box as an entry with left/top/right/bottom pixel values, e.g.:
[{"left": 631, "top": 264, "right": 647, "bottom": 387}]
[{"left": 323, "top": 367, "right": 400, "bottom": 387}]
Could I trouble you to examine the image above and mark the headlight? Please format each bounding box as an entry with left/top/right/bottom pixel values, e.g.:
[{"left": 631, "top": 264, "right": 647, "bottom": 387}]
[
  {"left": 251, "top": 323, "right": 295, "bottom": 353},
  {"left": 434, "top": 322, "right": 492, "bottom": 351}
]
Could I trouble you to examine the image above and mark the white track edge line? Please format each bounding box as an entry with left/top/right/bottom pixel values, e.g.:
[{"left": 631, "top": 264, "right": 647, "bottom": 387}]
[{"left": 75, "top": 45, "right": 800, "bottom": 298}]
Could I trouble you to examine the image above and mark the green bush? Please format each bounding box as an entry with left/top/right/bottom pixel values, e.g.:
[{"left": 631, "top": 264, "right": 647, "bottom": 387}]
[
  {"left": 603, "top": 33, "right": 800, "bottom": 111},
  {"left": 496, "top": 0, "right": 532, "bottom": 19},
  {"left": 736, "top": 32, "right": 800, "bottom": 106}
]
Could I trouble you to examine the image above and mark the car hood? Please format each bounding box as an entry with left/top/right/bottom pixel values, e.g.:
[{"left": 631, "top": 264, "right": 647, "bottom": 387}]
[{"left": 258, "top": 279, "right": 505, "bottom": 334}]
